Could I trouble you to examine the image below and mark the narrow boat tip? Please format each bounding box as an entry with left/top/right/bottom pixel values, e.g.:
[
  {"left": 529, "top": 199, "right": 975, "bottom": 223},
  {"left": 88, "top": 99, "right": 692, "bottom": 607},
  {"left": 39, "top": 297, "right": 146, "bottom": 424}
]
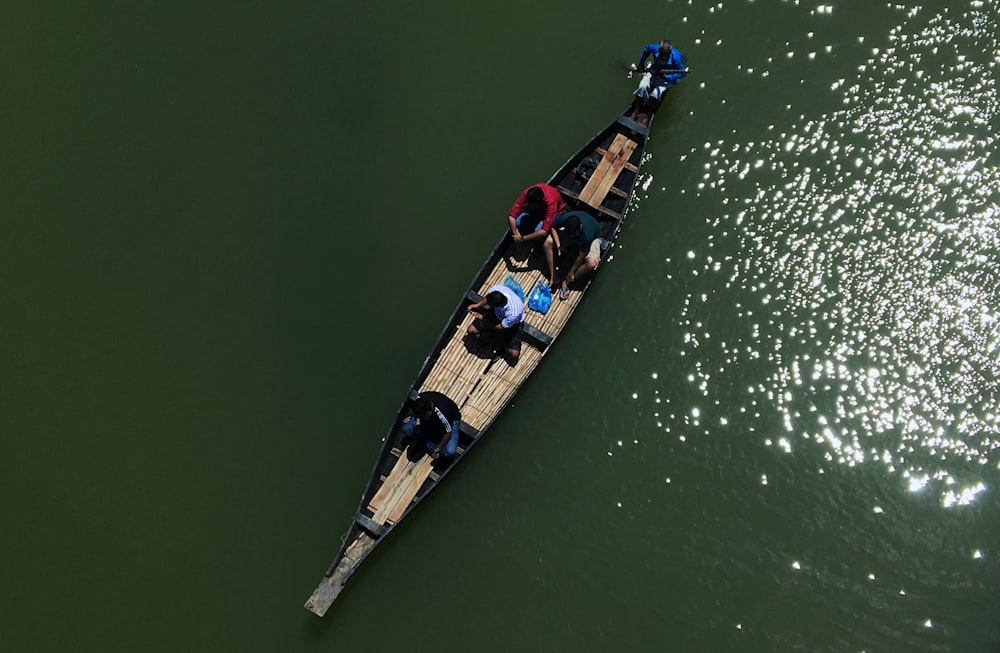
[{"left": 304, "top": 579, "right": 344, "bottom": 617}]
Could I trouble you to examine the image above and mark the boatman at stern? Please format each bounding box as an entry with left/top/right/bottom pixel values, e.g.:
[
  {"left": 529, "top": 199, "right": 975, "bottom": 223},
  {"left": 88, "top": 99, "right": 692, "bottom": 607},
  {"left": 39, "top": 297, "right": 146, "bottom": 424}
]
[
  {"left": 628, "top": 39, "right": 686, "bottom": 122},
  {"left": 467, "top": 283, "right": 525, "bottom": 363},
  {"left": 403, "top": 392, "right": 462, "bottom": 460},
  {"left": 507, "top": 183, "right": 566, "bottom": 245}
]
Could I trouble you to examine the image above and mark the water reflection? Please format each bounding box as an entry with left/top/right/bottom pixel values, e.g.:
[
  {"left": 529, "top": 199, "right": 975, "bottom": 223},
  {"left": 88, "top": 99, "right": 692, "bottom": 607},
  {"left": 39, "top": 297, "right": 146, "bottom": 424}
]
[{"left": 676, "top": 2, "right": 999, "bottom": 507}]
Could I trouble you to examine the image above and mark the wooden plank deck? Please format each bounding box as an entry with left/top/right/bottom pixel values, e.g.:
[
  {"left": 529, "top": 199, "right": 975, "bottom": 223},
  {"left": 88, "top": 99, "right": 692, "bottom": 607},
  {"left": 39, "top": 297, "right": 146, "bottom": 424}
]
[
  {"left": 368, "top": 453, "right": 435, "bottom": 525},
  {"left": 578, "top": 133, "right": 638, "bottom": 209}
]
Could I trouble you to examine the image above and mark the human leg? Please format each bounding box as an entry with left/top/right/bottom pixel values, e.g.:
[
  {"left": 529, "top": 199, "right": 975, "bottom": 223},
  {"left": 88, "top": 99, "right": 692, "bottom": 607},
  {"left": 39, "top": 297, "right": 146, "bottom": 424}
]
[
  {"left": 574, "top": 238, "right": 602, "bottom": 282},
  {"left": 469, "top": 314, "right": 508, "bottom": 357},
  {"left": 503, "top": 324, "right": 523, "bottom": 362},
  {"left": 649, "top": 78, "right": 674, "bottom": 102},
  {"left": 578, "top": 239, "right": 604, "bottom": 274},
  {"left": 468, "top": 310, "right": 498, "bottom": 337},
  {"left": 514, "top": 212, "right": 542, "bottom": 235},
  {"left": 443, "top": 421, "right": 461, "bottom": 456},
  {"left": 629, "top": 73, "right": 652, "bottom": 119},
  {"left": 403, "top": 418, "right": 431, "bottom": 459},
  {"left": 635, "top": 72, "right": 652, "bottom": 99},
  {"left": 425, "top": 420, "right": 461, "bottom": 457},
  {"left": 543, "top": 233, "right": 558, "bottom": 286}
]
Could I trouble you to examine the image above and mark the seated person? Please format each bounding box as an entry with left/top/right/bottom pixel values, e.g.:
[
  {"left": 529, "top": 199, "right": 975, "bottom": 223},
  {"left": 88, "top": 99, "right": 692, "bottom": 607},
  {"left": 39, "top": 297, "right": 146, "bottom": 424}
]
[
  {"left": 628, "top": 40, "right": 686, "bottom": 123},
  {"left": 543, "top": 211, "right": 604, "bottom": 299},
  {"left": 403, "top": 392, "right": 462, "bottom": 459},
  {"left": 466, "top": 284, "right": 525, "bottom": 362},
  {"left": 507, "top": 183, "right": 566, "bottom": 244}
]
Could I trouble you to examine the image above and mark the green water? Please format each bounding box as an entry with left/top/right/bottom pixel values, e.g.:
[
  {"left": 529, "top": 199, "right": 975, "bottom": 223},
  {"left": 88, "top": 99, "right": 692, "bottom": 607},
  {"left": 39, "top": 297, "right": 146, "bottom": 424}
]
[{"left": 3, "top": 1, "right": 998, "bottom": 651}]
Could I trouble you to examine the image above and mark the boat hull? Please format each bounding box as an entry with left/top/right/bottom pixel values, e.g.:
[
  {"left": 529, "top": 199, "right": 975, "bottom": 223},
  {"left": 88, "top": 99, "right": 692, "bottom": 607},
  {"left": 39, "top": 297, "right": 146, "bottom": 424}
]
[{"left": 306, "top": 107, "right": 658, "bottom": 616}]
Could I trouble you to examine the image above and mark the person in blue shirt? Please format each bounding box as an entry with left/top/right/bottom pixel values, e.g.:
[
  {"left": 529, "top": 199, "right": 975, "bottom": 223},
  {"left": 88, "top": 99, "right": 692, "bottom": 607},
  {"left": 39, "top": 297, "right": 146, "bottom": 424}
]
[{"left": 627, "top": 40, "right": 686, "bottom": 122}]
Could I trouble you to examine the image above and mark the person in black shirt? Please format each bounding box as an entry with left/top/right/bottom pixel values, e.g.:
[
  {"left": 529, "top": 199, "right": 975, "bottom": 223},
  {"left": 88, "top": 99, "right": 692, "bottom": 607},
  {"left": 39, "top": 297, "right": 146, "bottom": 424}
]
[{"left": 402, "top": 392, "right": 462, "bottom": 459}]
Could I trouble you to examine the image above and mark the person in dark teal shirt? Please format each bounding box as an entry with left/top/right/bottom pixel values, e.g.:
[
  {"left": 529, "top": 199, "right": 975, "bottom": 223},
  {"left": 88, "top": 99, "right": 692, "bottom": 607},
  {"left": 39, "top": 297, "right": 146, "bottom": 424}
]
[{"left": 543, "top": 210, "right": 605, "bottom": 300}]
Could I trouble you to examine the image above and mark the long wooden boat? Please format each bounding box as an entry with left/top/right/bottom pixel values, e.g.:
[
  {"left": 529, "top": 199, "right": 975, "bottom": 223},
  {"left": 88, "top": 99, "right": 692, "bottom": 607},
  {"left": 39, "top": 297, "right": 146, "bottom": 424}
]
[{"left": 305, "top": 103, "right": 662, "bottom": 616}]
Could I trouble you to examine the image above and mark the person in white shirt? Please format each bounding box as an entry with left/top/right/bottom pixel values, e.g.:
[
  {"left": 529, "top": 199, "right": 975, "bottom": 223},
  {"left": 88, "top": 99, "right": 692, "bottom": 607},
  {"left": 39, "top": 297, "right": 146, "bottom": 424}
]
[{"left": 466, "top": 284, "right": 525, "bottom": 363}]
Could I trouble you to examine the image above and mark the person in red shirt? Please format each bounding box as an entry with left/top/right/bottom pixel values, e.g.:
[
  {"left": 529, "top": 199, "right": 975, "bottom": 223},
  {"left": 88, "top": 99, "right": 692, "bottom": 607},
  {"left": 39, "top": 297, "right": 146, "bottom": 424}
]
[{"left": 507, "top": 184, "right": 566, "bottom": 244}]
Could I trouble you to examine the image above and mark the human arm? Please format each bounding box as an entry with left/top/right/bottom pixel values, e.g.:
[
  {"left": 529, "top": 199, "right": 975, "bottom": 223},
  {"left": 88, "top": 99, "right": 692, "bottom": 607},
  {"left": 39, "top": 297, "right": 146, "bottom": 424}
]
[
  {"left": 509, "top": 187, "right": 533, "bottom": 242},
  {"left": 638, "top": 43, "right": 657, "bottom": 69},
  {"left": 661, "top": 49, "right": 687, "bottom": 84},
  {"left": 467, "top": 296, "right": 488, "bottom": 313},
  {"left": 429, "top": 411, "right": 454, "bottom": 458},
  {"left": 509, "top": 188, "right": 528, "bottom": 221},
  {"left": 508, "top": 214, "right": 524, "bottom": 243}
]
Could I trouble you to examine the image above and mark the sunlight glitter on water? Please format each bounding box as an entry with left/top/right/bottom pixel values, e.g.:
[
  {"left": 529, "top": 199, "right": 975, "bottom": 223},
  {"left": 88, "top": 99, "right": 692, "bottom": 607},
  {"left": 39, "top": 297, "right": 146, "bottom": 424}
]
[{"left": 673, "top": 1, "right": 1000, "bottom": 507}]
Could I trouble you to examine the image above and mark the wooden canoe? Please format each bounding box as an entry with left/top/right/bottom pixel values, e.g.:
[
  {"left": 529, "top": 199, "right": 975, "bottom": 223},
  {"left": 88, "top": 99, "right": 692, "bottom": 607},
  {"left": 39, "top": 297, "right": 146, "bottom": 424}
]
[{"left": 305, "top": 107, "right": 660, "bottom": 617}]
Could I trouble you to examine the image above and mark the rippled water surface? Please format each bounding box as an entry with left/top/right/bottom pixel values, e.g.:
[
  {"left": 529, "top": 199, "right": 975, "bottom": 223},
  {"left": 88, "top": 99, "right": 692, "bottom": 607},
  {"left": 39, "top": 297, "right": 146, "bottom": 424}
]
[
  {"left": 2, "top": 0, "right": 998, "bottom": 651},
  {"left": 677, "top": 0, "right": 999, "bottom": 506}
]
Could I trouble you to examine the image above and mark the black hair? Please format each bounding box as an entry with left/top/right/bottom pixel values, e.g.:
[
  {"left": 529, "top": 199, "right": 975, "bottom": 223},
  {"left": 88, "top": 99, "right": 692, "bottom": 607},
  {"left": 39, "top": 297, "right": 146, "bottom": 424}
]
[
  {"left": 486, "top": 290, "right": 508, "bottom": 307},
  {"left": 525, "top": 186, "right": 544, "bottom": 204},
  {"left": 413, "top": 396, "right": 432, "bottom": 417}
]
